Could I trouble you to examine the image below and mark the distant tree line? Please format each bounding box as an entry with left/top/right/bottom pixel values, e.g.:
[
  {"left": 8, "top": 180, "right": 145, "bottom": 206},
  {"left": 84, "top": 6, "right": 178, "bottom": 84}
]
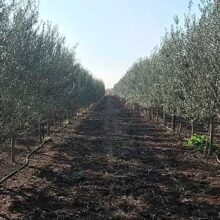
[
  {"left": 0, "top": 0, "right": 105, "bottom": 161},
  {"left": 114, "top": 0, "right": 219, "bottom": 154}
]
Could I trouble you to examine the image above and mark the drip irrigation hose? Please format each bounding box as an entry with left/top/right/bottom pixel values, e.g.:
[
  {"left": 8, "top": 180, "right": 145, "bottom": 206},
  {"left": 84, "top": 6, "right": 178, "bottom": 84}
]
[{"left": 0, "top": 141, "right": 45, "bottom": 185}]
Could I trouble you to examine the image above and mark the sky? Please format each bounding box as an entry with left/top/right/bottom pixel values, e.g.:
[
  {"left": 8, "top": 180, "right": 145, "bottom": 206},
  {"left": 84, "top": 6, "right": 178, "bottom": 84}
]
[{"left": 39, "top": 0, "right": 201, "bottom": 88}]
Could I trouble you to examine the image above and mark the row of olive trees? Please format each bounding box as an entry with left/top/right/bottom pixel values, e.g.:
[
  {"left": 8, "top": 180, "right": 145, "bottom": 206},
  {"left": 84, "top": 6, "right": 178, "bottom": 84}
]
[
  {"left": 114, "top": 0, "right": 219, "bottom": 154},
  {"left": 0, "top": 0, "right": 105, "bottom": 161}
]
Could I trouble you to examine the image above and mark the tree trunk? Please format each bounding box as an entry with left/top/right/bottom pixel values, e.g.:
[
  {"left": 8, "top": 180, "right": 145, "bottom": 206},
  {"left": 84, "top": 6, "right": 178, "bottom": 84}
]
[
  {"left": 11, "top": 132, "right": 15, "bottom": 164},
  {"left": 54, "top": 115, "right": 57, "bottom": 129},
  {"left": 146, "top": 109, "right": 149, "bottom": 120},
  {"left": 177, "top": 116, "right": 182, "bottom": 136},
  {"left": 25, "top": 129, "right": 28, "bottom": 142},
  {"left": 25, "top": 129, "right": 31, "bottom": 151},
  {"left": 144, "top": 109, "right": 147, "bottom": 119},
  {"left": 47, "top": 120, "right": 50, "bottom": 136},
  {"left": 172, "top": 112, "right": 176, "bottom": 131},
  {"left": 208, "top": 115, "right": 214, "bottom": 155},
  {"left": 163, "top": 110, "right": 166, "bottom": 126},
  {"left": 204, "top": 129, "right": 209, "bottom": 155},
  {"left": 38, "top": 119, "right": 42, "bottom": 142},
  {"left": 151, "top": 108, "right": 154, "bottom": 121},
  {"left": 191, "top": 119, "right": 195, "bottom": 135},
  {"left": 59, "top": 113, "right": 62, "bottom": 127},
  {"left": 146, "top": 108, "right": 150, "bottom": 120},
  {"left": 156, "top": 107, "right": 159, "bottom": 124},
  {"left": 136, "top": 105, "right": 139, "bottom": 114},
  {"left": 42, "top": 123, "right": 45, "bottom": 139}
]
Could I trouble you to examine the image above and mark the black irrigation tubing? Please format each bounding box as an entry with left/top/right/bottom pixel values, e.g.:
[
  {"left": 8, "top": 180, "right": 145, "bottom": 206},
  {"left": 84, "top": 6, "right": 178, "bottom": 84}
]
[
  {"left": 0, "top": 107, "right": 94, "bottom": 186},
  {"left": 0, "top": 121, "right": 69, "bottom": 186},
  {"left": 0, "top": 141, "right": 46, "bottom": 185}
]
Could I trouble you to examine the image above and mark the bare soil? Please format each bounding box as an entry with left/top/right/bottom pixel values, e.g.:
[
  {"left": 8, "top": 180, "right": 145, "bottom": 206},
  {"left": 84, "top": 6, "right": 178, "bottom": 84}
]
[{"left": 0, "top": 96, "right": 220, "bottom": 219}]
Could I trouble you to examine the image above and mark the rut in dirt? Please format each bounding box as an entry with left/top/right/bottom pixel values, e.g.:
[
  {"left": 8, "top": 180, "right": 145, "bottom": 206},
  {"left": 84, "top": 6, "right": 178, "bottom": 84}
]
[{"left": 1, "top": 96, "right": 220, "bottom": 219}]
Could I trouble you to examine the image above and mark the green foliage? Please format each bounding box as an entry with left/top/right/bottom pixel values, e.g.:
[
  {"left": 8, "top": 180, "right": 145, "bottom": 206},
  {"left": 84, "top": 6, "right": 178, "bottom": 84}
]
[
  {"left": 185, "top": 134, "right": 208, "bottom": 152},
  {"left": 113, "top": 0, "right": 219, "bottom": 121},
  {"left": 113, "top": 0, "right": 219, "bottom": 154},
  {"left": 0, "top": 0, "right": 105, "bottom": 140},
  {"left": 185, "top": 134, "right": 218, "bottom": 152}
]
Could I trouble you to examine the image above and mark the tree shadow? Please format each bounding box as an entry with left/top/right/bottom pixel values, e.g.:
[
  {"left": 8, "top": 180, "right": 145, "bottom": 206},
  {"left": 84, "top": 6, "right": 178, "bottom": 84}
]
[{"left": 2, "top": 96, "right": 220, "bottom": 219}]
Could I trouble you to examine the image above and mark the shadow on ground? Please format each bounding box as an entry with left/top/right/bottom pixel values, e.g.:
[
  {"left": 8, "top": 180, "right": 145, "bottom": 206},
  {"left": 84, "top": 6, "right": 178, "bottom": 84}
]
[{"left": 1, "top": 96, "right": 220, "bottom": 219}]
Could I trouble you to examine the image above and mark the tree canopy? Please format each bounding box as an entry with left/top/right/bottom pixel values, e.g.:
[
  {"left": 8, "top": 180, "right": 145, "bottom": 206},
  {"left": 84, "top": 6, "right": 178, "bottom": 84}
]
[
  {"left": 0, "top": 0, "right": 105, "bottom": 140},
  {"left": 113, "top": 0, "right": 219, "bottom": 152}
]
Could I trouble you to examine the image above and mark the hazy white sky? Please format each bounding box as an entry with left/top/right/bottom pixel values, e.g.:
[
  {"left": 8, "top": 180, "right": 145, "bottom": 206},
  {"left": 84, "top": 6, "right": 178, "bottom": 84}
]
[{"left": 39, "top": 0, "right": 200, "bottom": 88}]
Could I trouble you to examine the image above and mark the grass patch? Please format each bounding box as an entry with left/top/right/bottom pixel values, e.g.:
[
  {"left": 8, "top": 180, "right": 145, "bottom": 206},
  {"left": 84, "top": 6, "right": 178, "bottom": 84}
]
[{"left": 184, "top": 134, "right": 218, "bottom": 153}]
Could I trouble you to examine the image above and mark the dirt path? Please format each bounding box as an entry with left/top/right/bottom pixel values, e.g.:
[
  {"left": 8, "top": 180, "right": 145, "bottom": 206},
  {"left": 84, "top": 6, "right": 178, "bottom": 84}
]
[{"left": 0, "top": 96, "right": 220, "bottom": 219}]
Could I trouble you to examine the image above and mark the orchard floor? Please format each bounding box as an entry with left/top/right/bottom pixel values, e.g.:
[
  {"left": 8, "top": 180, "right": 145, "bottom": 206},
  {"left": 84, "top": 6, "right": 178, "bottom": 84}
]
[{"left": 0, "top": 96, "right": 220, "bottom": 219}]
